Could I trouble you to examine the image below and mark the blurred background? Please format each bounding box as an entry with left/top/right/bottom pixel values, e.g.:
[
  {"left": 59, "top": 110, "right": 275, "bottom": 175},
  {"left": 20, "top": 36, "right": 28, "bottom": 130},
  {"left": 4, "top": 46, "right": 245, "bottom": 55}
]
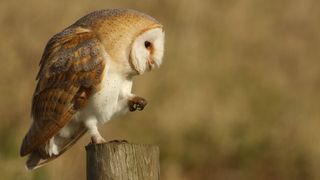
[{"left": 1, "top": 0, "right": 320, "bottom": 179}]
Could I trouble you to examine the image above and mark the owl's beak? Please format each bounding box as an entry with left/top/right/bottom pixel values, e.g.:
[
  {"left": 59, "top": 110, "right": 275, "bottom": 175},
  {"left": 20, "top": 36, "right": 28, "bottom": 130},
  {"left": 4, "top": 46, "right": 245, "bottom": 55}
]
[{"left": 147, "top": 58, "right": 157, "bottom": 70}]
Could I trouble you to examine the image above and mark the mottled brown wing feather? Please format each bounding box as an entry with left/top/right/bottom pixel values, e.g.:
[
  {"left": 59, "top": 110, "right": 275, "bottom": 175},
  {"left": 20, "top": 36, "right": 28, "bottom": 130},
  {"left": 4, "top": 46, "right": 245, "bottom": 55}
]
[{"left": 20, "top": 26, "right": 105, "bottom": 156}]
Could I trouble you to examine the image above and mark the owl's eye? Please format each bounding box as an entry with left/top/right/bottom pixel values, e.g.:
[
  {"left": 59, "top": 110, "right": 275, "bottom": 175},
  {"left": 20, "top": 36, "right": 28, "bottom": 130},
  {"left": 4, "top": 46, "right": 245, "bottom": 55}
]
[{"left": 144, "top": 41, "right": 152, "bottom": 49}]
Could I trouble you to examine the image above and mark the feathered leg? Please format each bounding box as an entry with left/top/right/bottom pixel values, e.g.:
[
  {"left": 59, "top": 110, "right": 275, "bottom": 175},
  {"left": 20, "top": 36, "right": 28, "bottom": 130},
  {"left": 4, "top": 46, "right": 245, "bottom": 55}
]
[{"left": 85, "top": 119, "right": 106, "bottom": 144}]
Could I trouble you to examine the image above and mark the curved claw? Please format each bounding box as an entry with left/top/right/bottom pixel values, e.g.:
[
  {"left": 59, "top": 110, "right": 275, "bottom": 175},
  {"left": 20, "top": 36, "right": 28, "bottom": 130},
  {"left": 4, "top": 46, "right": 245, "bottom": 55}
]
[
  {"left": 108, "top": 140, "right": 128, "bottom": 143},
  {"left": 128, "top": 96, "right": 148, "bottom": 112}
]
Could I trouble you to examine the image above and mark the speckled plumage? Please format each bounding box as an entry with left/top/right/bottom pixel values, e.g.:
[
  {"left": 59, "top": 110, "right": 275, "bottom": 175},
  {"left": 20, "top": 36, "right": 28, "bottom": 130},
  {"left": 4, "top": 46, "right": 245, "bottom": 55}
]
[
  {"left": 20, "top": 9, "right": 165, "bottom": 170},
  {"left": 21, "top": 28, "right": 104, "bottom": 157}
]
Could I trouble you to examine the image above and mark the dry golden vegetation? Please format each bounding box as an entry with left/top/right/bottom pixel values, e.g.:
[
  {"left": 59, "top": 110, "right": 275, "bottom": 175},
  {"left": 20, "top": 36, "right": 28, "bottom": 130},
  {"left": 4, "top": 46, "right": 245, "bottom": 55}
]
[{"left": 1, "top": 0, "right": 320, "bottom": 179}]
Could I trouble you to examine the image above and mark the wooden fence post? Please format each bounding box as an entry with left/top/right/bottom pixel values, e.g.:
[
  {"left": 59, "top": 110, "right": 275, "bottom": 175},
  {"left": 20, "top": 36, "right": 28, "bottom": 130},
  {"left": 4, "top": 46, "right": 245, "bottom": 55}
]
[{"left": 86, "top": 142, "right": 160, "bottom": 180}]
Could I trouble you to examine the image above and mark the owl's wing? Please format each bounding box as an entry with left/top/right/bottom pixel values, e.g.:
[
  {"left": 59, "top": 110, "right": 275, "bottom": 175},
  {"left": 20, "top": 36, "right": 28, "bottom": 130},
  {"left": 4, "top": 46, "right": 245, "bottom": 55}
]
[{"left": 20, "top": 26, "right": 105, "bottom": 156}]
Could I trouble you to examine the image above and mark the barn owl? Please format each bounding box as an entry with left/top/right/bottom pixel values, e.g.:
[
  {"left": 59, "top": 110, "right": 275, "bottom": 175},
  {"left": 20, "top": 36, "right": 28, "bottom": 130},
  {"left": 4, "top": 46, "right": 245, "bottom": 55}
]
[{"left": 20, "top": 9, "right": 165, "bottom": 170}]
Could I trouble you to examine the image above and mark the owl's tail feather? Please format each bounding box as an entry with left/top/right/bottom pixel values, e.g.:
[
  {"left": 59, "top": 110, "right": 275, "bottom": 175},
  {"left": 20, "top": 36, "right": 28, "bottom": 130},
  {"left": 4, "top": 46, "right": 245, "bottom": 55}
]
[
  {"left": 26, "top": 150, "right": 57, "bottom": 170},
  {"left": 25, "top": 128, "right": 87, "bottom": 170}
]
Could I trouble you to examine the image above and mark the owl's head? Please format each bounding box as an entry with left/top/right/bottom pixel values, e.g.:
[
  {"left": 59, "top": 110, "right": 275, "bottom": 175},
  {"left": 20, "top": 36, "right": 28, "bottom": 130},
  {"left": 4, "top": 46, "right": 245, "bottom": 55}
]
[
  {"left": 77, "top": 9, "right": 165, "bottom": 76},
  {"left": 129, "top": 26, "right": 165, "bottom": 74}
]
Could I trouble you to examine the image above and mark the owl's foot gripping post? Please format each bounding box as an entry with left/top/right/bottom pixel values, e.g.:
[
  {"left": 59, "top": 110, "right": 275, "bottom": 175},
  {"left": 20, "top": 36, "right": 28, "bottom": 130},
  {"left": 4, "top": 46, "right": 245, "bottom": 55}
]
[
  {"left": 91, "top": 134, "right": 106, "bottom": 144},
  {"left": 86, "top": 120, "right": 106, "bottom": 144},
  {"left": 89, "top": 128, "right": 106, "bottom": 144},
  {"left": 128, "top": 96, "right": 148, "bottom": 112},
  {"left": 108, "top": 139, "right": 128, "bottom": 143}
]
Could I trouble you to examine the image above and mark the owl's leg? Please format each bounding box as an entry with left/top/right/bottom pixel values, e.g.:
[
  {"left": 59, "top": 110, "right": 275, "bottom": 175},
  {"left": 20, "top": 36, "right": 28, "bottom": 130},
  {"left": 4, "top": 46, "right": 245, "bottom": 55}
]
[
  {"left": 117, "top": 80, "right": 147, "bottom": 113},
  {"left": 85, "top": 119, "right": 106, "bottom": 144}
]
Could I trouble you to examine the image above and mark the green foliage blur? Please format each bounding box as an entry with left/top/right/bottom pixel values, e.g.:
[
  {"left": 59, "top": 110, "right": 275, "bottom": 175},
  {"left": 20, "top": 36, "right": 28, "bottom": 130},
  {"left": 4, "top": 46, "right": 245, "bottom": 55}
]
[{"left": 1, "top": 0, "right": 320, "bottom": 179}]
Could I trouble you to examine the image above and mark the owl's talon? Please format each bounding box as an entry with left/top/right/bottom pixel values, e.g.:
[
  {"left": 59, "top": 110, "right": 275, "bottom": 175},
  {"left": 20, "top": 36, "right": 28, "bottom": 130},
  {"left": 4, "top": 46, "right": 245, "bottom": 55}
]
[
  {"left": 108, "top": 139, "right": 128, "bottom": 143},
  {"left": 136, "top": 104, "right": 144, "bottom": 111},
  {"left": 128, "top": 96, "right": 147, "bottom": 112}
]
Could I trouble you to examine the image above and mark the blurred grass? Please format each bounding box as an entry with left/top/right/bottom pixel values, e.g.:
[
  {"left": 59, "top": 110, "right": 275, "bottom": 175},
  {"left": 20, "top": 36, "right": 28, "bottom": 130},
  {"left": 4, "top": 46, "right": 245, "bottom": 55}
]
[{"left": 1, "top": 0, "right": 320, "bottom": 179}]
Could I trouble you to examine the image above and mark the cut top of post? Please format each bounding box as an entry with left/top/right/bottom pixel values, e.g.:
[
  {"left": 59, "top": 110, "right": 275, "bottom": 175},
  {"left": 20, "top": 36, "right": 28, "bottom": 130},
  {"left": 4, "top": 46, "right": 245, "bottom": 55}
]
[{"left": 86, "top": 142, "right": 160, "bottom": 180}]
